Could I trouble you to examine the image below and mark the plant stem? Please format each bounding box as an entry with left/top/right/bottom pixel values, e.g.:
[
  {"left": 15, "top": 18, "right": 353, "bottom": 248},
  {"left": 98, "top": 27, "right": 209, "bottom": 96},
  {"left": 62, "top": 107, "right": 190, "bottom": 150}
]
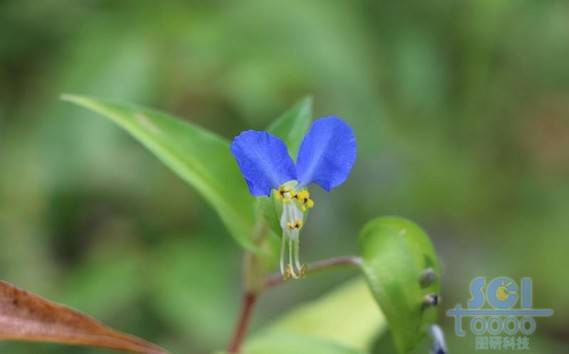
[
  {"left": 227, "top": 255, "right": 362, "bottom": 353},
  {"left": 227, "top": 292, "right": 257, "bottom": 354}
]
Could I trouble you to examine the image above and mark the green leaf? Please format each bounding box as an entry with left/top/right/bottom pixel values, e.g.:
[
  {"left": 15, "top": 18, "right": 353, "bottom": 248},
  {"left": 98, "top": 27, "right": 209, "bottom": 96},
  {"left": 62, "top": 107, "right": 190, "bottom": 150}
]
[
  {"left": 244, "top": 331, "right": 365, "bottom": 354},
  {"left": 267, "top": 96, "right": 312, "bottom": 159},
  {"left": 61, "top": 94, "right": 257, "bottom": 251},
  {"left": 246, "top": 279, "right": 385, "bottom": 353},
  {"left": 358, "top": 216, "right": 441, "bottom": 353}
]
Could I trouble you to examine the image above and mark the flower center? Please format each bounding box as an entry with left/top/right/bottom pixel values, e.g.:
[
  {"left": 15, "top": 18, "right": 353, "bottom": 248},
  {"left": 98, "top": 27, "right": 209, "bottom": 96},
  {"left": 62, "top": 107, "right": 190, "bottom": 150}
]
[{"left": 275, "top": 184, "right": 315, "bottom": 210}]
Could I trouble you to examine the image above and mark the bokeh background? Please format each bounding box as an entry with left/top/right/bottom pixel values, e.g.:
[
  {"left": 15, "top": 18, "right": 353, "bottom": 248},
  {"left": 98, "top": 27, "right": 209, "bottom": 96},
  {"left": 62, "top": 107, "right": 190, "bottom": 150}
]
[{"left": 1, "top": 1, "right": 568, "bottom": 353}]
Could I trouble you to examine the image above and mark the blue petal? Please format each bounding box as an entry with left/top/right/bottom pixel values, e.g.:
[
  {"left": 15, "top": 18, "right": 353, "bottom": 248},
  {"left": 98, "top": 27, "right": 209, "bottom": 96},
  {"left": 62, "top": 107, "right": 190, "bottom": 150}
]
[
  {"left": 231, "top": 130, "right": 297, "bottom": 196},
  {"left": 296, "top": 116, "right": 357, "bottom": 191}
]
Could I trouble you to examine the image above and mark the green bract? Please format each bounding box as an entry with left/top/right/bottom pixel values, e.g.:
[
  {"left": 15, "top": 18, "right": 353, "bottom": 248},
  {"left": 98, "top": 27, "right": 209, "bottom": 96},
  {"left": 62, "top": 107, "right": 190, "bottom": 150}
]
[
  {"left": 267, "top": 96, "right": 313, "bottom": 159},
  {"left": 359, "top": 216, "right": 441, "bottom": 353}
]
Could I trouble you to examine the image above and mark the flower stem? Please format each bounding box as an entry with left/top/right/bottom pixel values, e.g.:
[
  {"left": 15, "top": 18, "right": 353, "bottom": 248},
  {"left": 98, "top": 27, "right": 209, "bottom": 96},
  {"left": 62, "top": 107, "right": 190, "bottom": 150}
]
[
  {"left": 227, "top": 291, "right": 257, "bottom": 354},
  {"left": 265, "top": 255, "right": 362, "bottom": 290},
  {"left": 227, "top": 255, "right": 362, "bottom": 353}
]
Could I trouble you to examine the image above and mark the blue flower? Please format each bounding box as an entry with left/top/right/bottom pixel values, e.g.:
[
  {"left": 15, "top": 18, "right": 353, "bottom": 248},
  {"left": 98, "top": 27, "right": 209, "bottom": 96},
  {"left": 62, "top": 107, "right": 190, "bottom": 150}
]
[{"left": 231, "top": 116, "right": 357, "bottom": 279}]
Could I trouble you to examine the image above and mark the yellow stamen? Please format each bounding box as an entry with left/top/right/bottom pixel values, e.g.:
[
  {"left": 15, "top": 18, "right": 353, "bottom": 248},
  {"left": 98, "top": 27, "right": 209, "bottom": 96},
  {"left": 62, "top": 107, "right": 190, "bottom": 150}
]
[
  {"left": 276, "top": 183, "right": 312, "bottom": 280},
  {"left": 283, "top": 265, "right": 292, "bottom": 280},
  {"left": 286, "top": 219, "right": 303, "bottom": 230},
  {"left": 275, "top": 185, "right": 296, "bottom": 203},
  {"left": 295, "top": 190, "right": 315, "bottom": 211},
  {"left": 299, "top": 264, "right": 308, "bottom": 278}
]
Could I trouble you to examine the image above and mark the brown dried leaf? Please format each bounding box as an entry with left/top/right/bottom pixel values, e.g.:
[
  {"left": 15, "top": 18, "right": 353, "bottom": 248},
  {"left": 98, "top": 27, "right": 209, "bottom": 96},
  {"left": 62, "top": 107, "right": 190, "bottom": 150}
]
[{"left": 0, "top": 281, "right": 168, "bottom": 354}]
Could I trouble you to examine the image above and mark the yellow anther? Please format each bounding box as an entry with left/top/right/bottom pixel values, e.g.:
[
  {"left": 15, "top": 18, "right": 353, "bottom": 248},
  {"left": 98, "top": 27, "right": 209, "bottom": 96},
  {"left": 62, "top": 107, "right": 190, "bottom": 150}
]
[
  {"left": 286, "top": 219, "right": 303, "bottom": 230},
  {"left": 283, "top": 265, "right": 292, "bottom": 280},
  {"left": 295, "top": 190, "right": 314, "bottom": 211},
  {"left": 276, "top": 185, "right": 296, "bottom": 203},
  {"left": 300, "top": 264, "right": 308, "bottom": 278},
  {"left": 296, "top": 190, "right": 309, "bottom": 202}
]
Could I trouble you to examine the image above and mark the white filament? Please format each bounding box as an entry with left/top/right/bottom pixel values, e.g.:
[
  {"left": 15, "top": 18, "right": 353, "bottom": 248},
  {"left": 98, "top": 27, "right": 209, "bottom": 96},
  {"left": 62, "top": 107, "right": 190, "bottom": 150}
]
[{"left": 279, "top": 202, "right": 304, "bottom": 278}]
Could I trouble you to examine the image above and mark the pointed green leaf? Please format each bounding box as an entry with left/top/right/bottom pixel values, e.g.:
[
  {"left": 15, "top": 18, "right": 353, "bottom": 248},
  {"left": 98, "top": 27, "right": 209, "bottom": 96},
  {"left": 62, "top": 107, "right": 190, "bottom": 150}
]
[
  {"left": 267, "top": 96, "right": 312, "bottom": 159},
  {"left": 62, "top": 94, "right": 257, "bottom": 250},
  {"left": 246, "top": 279, "right": 385, "bottom": 353},
  {"left": 358, "top": 216, "right": 441, "bottom": 353}
]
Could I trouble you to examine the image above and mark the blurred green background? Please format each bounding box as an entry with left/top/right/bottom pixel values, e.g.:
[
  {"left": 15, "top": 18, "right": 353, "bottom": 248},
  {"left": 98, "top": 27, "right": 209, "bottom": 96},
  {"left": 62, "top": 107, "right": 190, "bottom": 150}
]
[{"left": 1, "top": 1, "right": 568, "bottom": 353}]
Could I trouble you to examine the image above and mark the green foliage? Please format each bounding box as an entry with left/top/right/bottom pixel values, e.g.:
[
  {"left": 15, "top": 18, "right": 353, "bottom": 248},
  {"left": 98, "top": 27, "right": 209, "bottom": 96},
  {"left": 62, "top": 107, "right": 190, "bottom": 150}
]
[
  {"left": 245, "top": 279, "right": 385, "bottom": 354},
  {"left": 359, "top": 217, "right": 441, "bottom": 353},
  {"left": 62, "top": 95, "right": 255, "bottom": 249},
  {"left": 245, "top": 332, "right": 365, "bottom": 354},
  {"left": 267, "top": 97, "right": 313, "bottom": 159}
]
